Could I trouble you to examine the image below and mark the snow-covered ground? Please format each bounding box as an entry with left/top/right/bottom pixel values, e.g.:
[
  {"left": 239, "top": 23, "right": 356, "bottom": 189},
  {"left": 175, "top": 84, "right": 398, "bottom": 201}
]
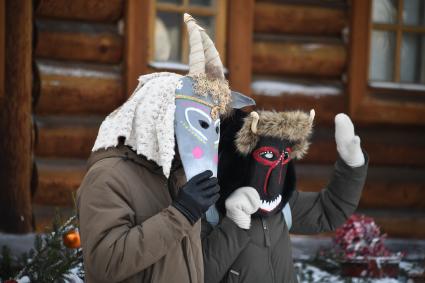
[
  {"left": 2, "top": 234, "right": 424, "bottom": 282},
  {"left": 295, "top": 262, "right": 401, "bottom": 283}
]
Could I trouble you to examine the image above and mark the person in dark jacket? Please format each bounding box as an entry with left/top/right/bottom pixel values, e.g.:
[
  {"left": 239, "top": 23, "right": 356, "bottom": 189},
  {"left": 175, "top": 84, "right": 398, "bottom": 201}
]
[{"left": 202, "top": 109, "right": 368, "bottom": 283}]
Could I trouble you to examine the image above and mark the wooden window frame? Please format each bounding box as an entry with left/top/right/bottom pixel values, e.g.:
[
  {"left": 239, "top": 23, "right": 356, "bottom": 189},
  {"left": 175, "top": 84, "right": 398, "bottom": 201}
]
[
  {"left": 147, "top": 0, "right": 227, "bottom": 69},
  {"left": 125, "top": 0, "right": 254, "bottom": 96},
  {"left": 348, "top": 0, "right": 425, "bottom": 125}
]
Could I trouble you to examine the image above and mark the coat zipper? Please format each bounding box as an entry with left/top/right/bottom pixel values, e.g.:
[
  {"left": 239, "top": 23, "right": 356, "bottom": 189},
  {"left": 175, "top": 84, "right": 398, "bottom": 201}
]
[{"left": 261, "top": 217, "right": 275, "bottom": 283}]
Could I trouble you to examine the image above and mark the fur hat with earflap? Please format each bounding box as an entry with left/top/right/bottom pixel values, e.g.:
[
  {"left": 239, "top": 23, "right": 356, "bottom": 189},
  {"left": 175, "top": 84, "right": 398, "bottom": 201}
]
[{"left": 217, "top": 109, "right": 315, "bottom": 221}]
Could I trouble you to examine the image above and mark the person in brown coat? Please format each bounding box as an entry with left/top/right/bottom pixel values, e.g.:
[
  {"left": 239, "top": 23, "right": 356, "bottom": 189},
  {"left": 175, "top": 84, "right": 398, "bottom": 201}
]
[{"left": 77, "top": 14, "right": 254, "bottom": 283}]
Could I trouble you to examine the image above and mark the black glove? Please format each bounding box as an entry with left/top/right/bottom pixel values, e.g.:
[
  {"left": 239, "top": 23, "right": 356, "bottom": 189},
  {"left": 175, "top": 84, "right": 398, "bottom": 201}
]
[{"left": 173, "top": 170, "right": 220, "bottom": 225}]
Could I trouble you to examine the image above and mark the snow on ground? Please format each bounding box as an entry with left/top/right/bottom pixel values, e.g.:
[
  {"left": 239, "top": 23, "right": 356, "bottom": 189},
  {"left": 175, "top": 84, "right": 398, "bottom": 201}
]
[{"left": 295, "top": 262, "right": 400, "bottom": 283}]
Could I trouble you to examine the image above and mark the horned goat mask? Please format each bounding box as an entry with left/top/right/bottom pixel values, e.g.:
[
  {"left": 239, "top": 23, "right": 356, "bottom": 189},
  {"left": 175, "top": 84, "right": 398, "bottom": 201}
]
[
  {"left": 92, "top": 14, "right": 254, "bottom": 181},
  {"left": 175, "top": 14, "right": 255, "bottom": 180}
]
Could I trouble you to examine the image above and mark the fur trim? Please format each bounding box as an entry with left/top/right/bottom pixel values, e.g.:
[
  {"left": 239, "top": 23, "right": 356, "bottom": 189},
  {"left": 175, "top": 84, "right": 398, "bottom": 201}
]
[
  {"left": 191, "top": 73, "right": 231, "bottom": 119},
  {"left": 235, "top": 110, "right": 313, "bottom": 159}
]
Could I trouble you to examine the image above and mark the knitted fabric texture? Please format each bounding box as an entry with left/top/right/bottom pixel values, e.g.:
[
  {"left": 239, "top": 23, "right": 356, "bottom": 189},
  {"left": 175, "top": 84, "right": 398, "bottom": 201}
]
[{"left": 92, "top": 72, "right": 182, "bottom": 178}]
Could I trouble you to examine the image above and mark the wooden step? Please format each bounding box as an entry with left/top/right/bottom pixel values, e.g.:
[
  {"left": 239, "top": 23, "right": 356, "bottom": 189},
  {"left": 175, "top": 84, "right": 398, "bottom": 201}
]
[
  {"left": 254, "top": 2, "right": 347, "bottom": 36},
  {"left": 36, "top": 20, "right": 123, "bottom": 64},
  {"left": 35, "top": 159, "right": 87, "bottom": 207},
  {"left": 36, "top": 0, "right": 124, "bottom": 22},
  {"left": 252, "top": 40, "right": 346, "bottom": 78},
  {"left": 36, "top": 116, "right": 100, "bottom": 159},
  {"left": 36, "top": 60, "right": 123, "bottom": 115}
]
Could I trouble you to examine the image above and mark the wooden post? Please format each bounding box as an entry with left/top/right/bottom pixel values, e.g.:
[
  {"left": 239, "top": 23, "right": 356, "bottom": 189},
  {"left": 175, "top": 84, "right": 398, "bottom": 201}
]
[
  {"left": 0, "top": 0, "right": 33, "bottom": 233},
  {"left": 124, "top": 0, "right": 152, "bottom": 97},
  {"left": 227, "top": 0, "right": 255, "bottom": 95},
  {"left": 0, "top": 0, "right": 4, "bottom": 108}
]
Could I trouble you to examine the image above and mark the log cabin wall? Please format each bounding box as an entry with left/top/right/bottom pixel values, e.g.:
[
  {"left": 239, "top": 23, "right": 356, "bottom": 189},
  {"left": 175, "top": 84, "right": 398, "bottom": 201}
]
[
  {"left": 251, "top": 0, "right": 425, "bottom": 238},
  {"left": 32, "top": 0, "right": 425, "bottom": 238},
  {"left": 33, "top": 0, "right": 125, "bottom": 230}
]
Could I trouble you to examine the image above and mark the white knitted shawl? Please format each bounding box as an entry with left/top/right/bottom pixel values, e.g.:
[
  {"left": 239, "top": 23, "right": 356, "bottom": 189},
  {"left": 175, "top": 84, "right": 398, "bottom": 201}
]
[{"left": 92, "top": 72, "right": 183, "bottom": 178}]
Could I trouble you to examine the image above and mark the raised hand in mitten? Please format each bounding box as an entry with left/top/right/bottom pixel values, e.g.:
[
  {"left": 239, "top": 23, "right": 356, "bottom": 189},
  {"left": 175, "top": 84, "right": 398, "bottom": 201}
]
[
  {"left": 173, "top": 170, "right": 220, "bottom": 225},
  {"left": 225, "top": 187, "right": 261, "bottom": 229},
  {"left": 335, "top": 113, "right": 365, "bottom": 167}
]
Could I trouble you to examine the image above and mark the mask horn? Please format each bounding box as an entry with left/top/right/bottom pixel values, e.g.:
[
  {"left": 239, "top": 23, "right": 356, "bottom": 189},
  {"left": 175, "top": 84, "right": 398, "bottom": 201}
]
[
  {"left": 250, "top": 111, "right": 259, "bottom": 134},
  {"left": 198, "top": 25, "right": 225, "bottom": 80},
  {"left": 184, "top": 13, "right": 205, "bottom": 76},
  {"left": 309, "top": 109, "right": 315, "bottom": 123}
]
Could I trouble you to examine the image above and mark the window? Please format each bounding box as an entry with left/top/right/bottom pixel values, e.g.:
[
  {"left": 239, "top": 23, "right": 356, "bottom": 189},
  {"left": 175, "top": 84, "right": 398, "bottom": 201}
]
[
  {"left": 150, "top": 0, "right": 227, "bottom": 68},
  {"left": 369, "top": 0, "right": 425, "bottom": 88},
  {"left": 347, "top": 0, "right": 425, "bottom": 125}
]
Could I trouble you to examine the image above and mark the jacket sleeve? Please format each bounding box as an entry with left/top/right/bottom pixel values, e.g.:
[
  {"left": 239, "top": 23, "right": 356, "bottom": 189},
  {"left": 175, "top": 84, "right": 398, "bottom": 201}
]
[
  {"left": 77, "top": 163, "right": 194, "bottom": 282},
  {"left": 289, "top": 154, "right": 369, "bottom": 234},
  {"left": 201, "top": 217, "right": 251, "bottom": 283}
]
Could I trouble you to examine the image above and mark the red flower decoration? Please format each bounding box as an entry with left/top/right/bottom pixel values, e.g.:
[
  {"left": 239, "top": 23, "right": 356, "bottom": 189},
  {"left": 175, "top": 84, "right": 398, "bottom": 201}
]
[{"left": 334, "top": 214, "right": 392, "bottom": 259}]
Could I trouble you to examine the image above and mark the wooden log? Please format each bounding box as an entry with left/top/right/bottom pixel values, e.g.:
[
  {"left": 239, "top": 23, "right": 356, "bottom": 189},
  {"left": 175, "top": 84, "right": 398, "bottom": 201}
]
[
  {"left": 34, "top": 159, "right": 86, "bottom": 207},
  {"left": 352, "top": 96, "right": 425, "bottom": 126},
  {"left": 252, "top": 80, "right": 425, "bottom": 165},
  {"left": 374, "top": 216, "right": 425, "bottom": 239},
  {"left": 36, "top": 61, "right": 123, "bottom": 115},
  {"left": 36, "top": 0, "right": 124, "bottom": 22},
  {"left": 252, "top": 41, "right": 346, "bottom": 78},
  {"left": 36, "top": 118, "right": 99, "bottom": 158},
  {"left": 256, "top": 0, "right": 348, "bottom": 9},
  {"left": 33, "top": 204, "right": 75, "bottom": 232},
  {"left": 297, "top": 165, "right": 425, "bottom": 210},
  {"left": 251, "top": 88, "right": 345, "bottom": 125},
  {"left": 36, "top": 30, "right": 123, "bottom": 64},
  {"left": 34, "top": 159, "right": 425, "bottom": 210},
  {"left": 0, "top": 0, "right": 33, "bottom": 233},
  {"left": 305, "top": 126, "right": 425, "bottom": 167},
  {"left": 254, "top": 3, "right": 347, "bottom": 36},
  {"left": 227, "top": 0, "right": 255, "bottom": 95},
  {"left": 357, "top": 210, "right": 425, "bottom": 239},
  {"left": 305, "top": 137, "right": 425, "bottom": 167}
]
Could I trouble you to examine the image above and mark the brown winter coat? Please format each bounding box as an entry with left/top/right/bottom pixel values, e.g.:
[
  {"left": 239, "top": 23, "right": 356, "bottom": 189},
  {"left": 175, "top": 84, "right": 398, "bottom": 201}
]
[{"left": 77, "top": 145, "right": 204, "bottom": 283}]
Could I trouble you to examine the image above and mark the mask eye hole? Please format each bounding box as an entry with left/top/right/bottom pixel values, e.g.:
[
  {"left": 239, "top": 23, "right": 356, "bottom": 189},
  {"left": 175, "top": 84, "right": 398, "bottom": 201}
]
[
  {"left": 260, "top": 151, "right": 275, "bottom": 160},
  {"left": 199, "top": 120, "right": 210, "bottom": 129},
  {"left": 215, "top": 126, "right": 219, "bottom": 134},
  {"left": 252, "top": 146, "right": 280, "bottom": 166}
]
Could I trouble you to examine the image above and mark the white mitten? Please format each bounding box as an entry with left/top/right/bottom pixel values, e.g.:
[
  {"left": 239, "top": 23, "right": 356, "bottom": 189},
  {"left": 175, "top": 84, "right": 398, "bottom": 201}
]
[
  {"left": 225, "top": 187, "right": 261, "bottom": 229},
  {"left": 335, "top": 113, "right": 365, "bottom": 167}
]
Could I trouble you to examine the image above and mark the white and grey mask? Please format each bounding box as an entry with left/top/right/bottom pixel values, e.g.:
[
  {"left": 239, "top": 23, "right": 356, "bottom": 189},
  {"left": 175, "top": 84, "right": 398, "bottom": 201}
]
[{"left": 175, "top": 76, "right": 254, "bottom": 180}]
